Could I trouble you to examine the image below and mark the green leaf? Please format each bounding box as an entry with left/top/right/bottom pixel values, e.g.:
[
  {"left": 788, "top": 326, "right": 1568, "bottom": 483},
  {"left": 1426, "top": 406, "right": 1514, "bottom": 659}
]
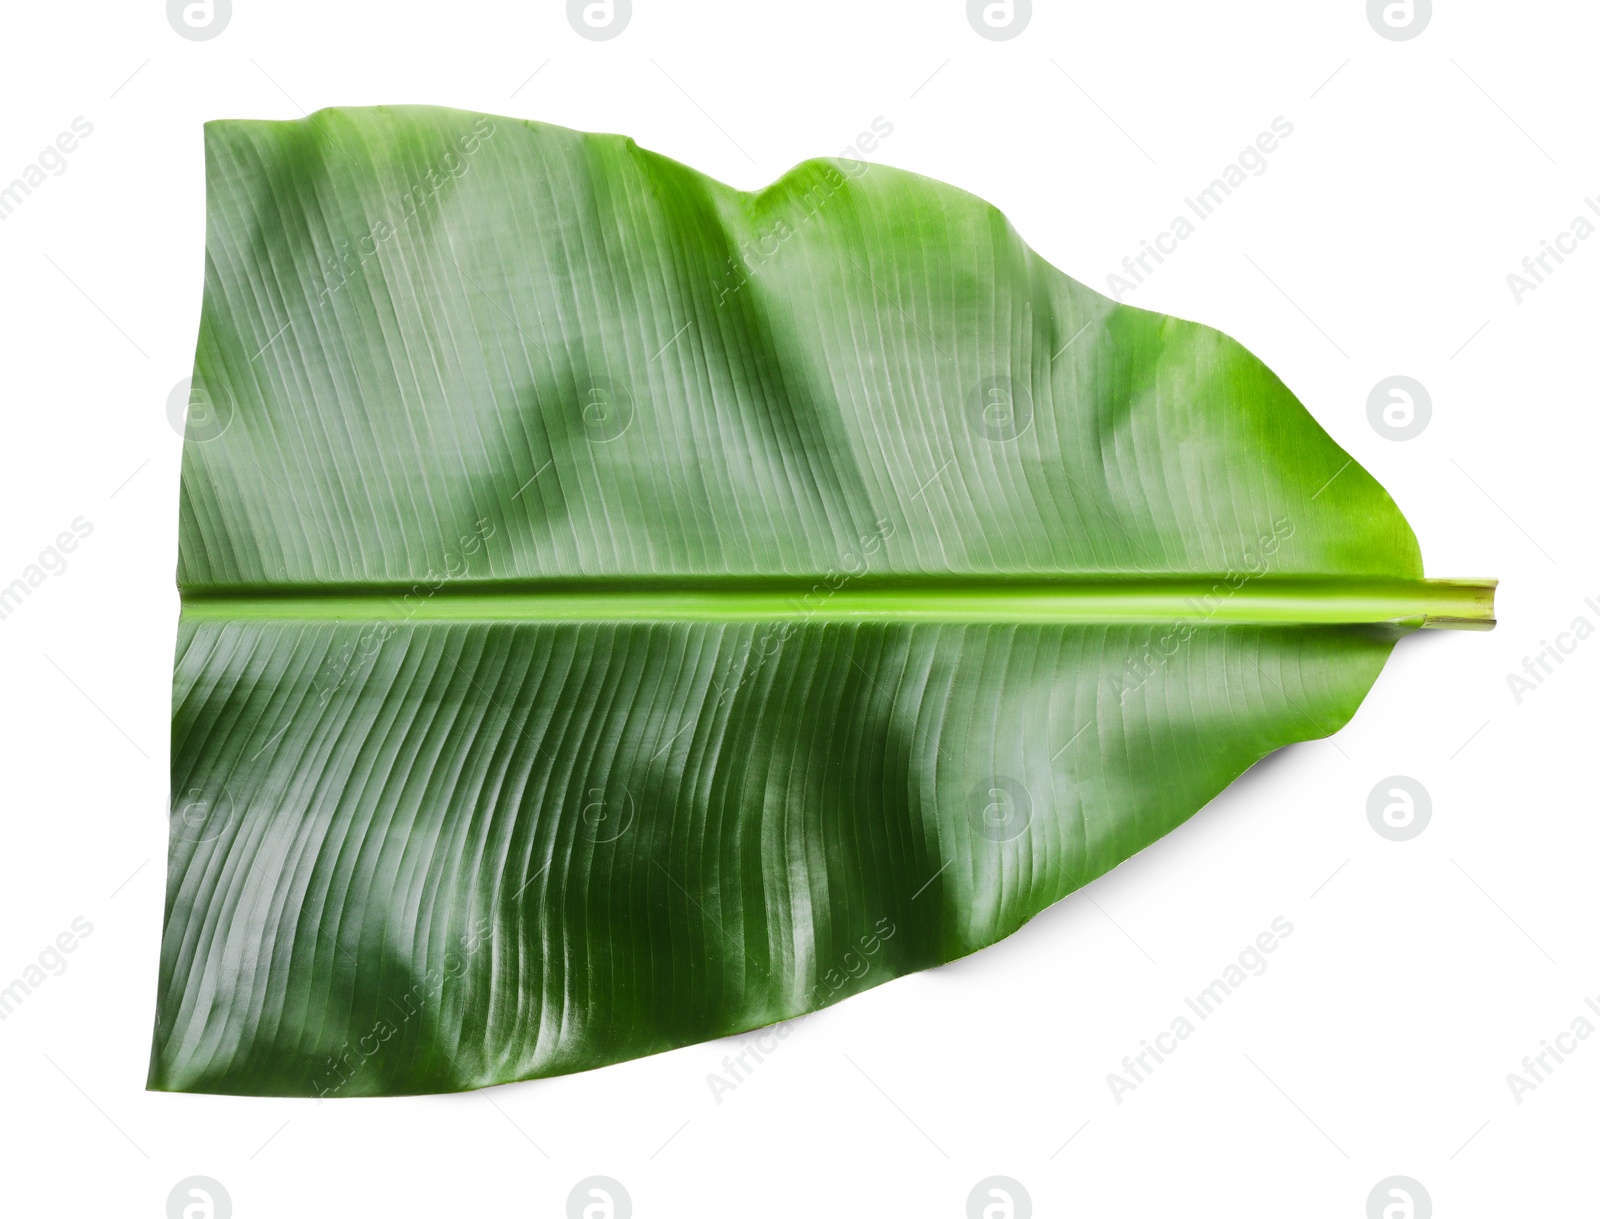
[{"left": 152, "top": 106, "right": 1494, "bottom": 1096}]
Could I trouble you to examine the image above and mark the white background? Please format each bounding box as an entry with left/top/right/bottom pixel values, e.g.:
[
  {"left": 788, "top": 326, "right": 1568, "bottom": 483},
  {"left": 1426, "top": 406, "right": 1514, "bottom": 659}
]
[{"left": 1, "top": 2, "right": 1594, "bottom": 1215}]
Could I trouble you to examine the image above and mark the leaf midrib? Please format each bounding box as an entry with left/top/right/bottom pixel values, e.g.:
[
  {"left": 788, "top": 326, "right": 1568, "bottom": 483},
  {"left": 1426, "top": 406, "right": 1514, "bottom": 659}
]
[{"left": 178, "top": 576, "right": 1496, "bottom": 628}]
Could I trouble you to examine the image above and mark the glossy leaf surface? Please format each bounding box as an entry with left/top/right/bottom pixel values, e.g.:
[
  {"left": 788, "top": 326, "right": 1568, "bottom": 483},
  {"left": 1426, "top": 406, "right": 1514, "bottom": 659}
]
[{"left": 151, "top": 107, "right": 1491, "bottom": 1095}]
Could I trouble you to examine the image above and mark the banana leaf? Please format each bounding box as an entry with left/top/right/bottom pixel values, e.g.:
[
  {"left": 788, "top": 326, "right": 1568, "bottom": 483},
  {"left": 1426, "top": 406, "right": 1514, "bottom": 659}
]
[{"left": 151, "top": 106, "right": 1494, "bottom": 1096}]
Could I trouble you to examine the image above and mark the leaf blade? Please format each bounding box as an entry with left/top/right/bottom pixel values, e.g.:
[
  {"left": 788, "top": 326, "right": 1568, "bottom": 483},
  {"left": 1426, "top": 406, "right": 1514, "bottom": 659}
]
[{"left": 153, "top": 107, "right": 1490, "bottom": 1096}]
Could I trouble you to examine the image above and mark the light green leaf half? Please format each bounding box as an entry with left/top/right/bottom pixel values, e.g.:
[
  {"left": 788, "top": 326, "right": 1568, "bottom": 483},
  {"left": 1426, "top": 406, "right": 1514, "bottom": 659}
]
[{"left": 152, "top": 106, "right": 1493, "bottom": 1096}]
